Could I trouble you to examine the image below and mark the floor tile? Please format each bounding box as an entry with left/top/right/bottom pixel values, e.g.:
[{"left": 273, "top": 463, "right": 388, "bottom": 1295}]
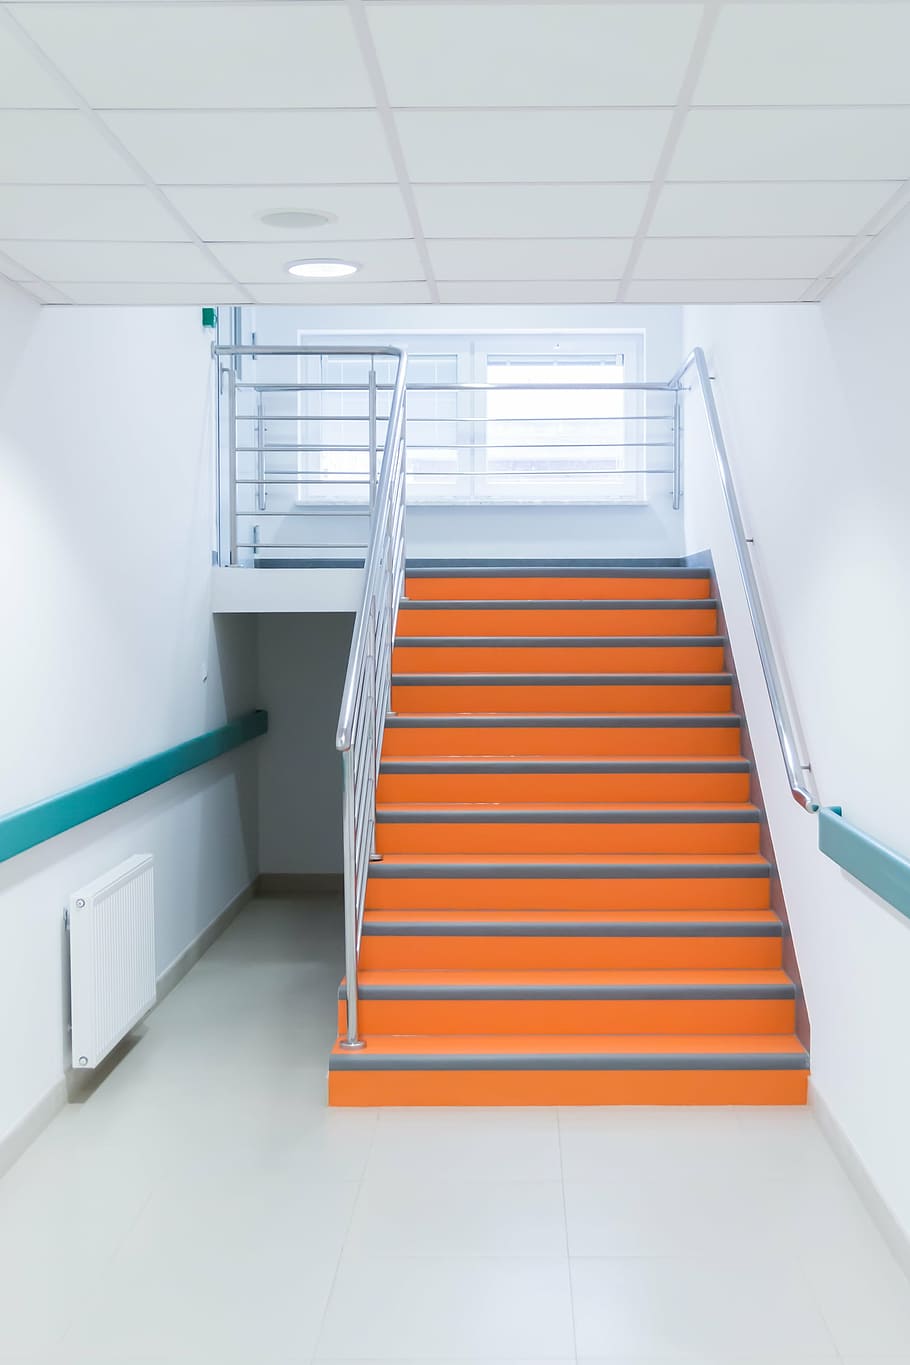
[
  {"left": 571, "top": 1256, "right": 838, "bottom": 1360},
  {"left": 60, "top": 1224, "right": 338, "bottom": 1361},
  {"left": 558, "top": 1105, "right": 744, "bottom": 1183},
  {"left": 564, "top": 1167, "right": 777, "bottom": 1258},
  {"left": 367, "top": 1107, "right": 562, "bottom": 1183},
  {"left": 347, "top": 1178, "right": 567, "bottom": 1258},
  {"left": 802, "top": 1244, "right": 910, "bottom": 1356},
  {"left": 317, "top": 1255, "right": 576, "bottom": 1359}
]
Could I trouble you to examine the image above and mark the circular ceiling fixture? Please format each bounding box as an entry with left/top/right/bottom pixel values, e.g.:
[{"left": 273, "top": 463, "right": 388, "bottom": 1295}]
[
  {"left": 286, "top": 258, "right": 360, "bottom": 279},
  {"left": 259, "top": 209, "right": 335, "bottom": 230}
]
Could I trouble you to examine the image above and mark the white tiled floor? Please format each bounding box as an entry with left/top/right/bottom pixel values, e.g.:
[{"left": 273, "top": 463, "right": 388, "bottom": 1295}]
[{"left": 1, "top": 895, "right": 909, "bottom": 1364}]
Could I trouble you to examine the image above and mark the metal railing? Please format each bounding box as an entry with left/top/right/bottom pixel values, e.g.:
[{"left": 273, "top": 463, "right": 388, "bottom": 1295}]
[
  {"left": 212, "top": 355, "right": 683, "bottom": 564},
  {"left": 672, "top": 348, "right": 819, "bottom": 813},
  {"left": 334, "top": 349, "right": 408, "bottom": 1048}
]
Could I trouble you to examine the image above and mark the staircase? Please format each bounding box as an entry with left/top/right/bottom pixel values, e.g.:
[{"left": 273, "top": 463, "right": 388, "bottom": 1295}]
[{"left": 329, "top": 562, "right": 809, "bottom": 1106}]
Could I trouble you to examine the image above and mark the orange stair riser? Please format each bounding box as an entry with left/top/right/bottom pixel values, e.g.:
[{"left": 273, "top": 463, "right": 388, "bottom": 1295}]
[
  {"left": 365, "top": 877, "right": 769, "bottom": 912},
  {"left": 404, "top": 577, "right": 712, "bottom": 602},
  {"left": 391, "top": 683, "right": 732, "bottom": 714},
  {"left": 396, "top": 608, "right": 719, "bottom": 637},
  {"left": 359, "top": 935, "right": 782, "bottom": 971},
  {"left": 338, "top": 998, "right": 794, "bottom": 1036},
  {"left": 375, "top": 822, "right": 760, "bottom": 855},
  {"left": 377, "top": 773, "right": 751, "bottom": 803},
  {"left": 329, "top": 1068, "right": 808, "bottom": 1106},
  {"left": 393, "top": 645, "right": 726, "bottom": 674},
  {"left": 381, "top": 726, "right": 743, "bottom": 757}
]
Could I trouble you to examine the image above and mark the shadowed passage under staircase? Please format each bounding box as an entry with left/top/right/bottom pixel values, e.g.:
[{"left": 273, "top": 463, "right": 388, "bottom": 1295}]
[{"left": 329, "top": 564, "right": 808, "bottom": 1106}]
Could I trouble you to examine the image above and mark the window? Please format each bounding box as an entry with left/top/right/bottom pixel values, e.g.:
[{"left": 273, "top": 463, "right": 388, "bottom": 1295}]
[{"left": 286, "top": 331, "right": 663, "bottom": 506}]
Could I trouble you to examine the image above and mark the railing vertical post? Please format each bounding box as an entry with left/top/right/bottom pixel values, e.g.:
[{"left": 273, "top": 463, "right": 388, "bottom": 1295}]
[
  {"left": 368, "top": 361, "right": 378, "bottom": 513},
  {"left": 339, "top": 750, "right": 363, "bottom": 1049},
  {"left": 672, "top": 386, "right": 682, "bottom": 511},
  {"left": 227, "top": 368, "right": 238, "bottom": 565},
  {"left": 255, "top": 386, "right": 266, "bottom": 513}
]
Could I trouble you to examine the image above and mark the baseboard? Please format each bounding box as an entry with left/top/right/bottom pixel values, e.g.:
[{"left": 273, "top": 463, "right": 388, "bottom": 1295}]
[
  {"left": 810, "top": 1080, "right": 910, "bottom": 1280},
  {"left": 155, "top": 877, "right": 257, "bottom": 1003},
  {"left": 0, "top": 1077, "right": 67, "bottom": 1181},
  {"left": 257, "top": 872, "right": 344, "bottom": 896}
]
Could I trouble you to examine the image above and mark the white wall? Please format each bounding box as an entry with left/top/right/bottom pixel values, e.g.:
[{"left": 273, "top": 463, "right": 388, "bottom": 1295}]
[
  {"left": 684, "top": 216, "right": 910, "bottom": 1241},
  {"left": 0, "top": 287, "right": 259, "bottom": 1154}
]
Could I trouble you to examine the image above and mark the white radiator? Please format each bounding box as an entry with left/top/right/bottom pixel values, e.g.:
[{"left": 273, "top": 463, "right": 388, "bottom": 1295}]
[{"left": 68, "top": 854, "right": 156, "bottom": 1069}]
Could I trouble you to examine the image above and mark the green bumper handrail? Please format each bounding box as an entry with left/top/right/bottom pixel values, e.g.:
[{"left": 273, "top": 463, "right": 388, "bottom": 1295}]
[
  {"left": 819, "top": 806, "right": 910, "bottom": 921},
  {"left": 0, "top": 709, "right": 267, "bottom": 865}
]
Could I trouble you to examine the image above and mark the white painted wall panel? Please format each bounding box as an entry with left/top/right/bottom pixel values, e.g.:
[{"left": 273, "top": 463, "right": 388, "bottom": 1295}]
[{"left": 683, "top": 215, "right": 910, "bottom": 1241}]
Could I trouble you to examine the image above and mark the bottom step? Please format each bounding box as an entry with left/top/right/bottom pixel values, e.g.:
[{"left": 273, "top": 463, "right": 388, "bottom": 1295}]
[{"left": 328, "top": 1033, "right": 809, "bottom": 1106}]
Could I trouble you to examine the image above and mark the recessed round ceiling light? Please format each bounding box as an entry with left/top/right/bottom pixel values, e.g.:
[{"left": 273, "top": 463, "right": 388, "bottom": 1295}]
[
  {"left": 286, "top": 258, "right": 360, "bottom": 279},
  {"left": 259, "top": 209, "right": 336, "bottom": 230}
]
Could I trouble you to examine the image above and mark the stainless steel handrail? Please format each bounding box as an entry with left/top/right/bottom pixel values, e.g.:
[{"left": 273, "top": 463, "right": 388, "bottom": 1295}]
[
  {"left": 671, "top": 347, "right": 819, "bottom": 813},
  {"left": 334, "top": 349, "right": 408, "bottom": 1048}
]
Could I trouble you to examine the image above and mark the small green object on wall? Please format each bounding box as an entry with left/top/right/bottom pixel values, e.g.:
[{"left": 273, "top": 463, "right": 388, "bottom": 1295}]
[{"left": 201, "top": 307, "right": 218, "bottom": 329}]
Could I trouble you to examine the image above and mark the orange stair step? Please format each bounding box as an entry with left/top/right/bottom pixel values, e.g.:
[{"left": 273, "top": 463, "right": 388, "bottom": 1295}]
[
  {"left": 381, "top": 714, "right": 744, "bottom": 757},
  {"left": 404, "top": 569, "right": 713, "bottom": 602},
  {"left": 377, "top": 757, "right": 751, "bottom": 804},
  {"left": 393, "top": 638, "right": 727, "bottom": 675},
  {"left": 375, "top": 805, "right": 762, "bottom": 855},
  {"left": 328, "top": 1032, "right": 808, "bottom": 1105},
  {"left": 338, "top": 968, "right": 795, "bottom": 1036},
  {"left": 396, "top": 599, "right": 719, "bottom": 638},
  {"left": 365, "top": 854, "right": 771, "bottom": 912},
  {"left": 360, "top": 909, "right": 782, "bottom": 970},
  {"left": 391, "top": 675, "right": 734, "bottom": 714}
]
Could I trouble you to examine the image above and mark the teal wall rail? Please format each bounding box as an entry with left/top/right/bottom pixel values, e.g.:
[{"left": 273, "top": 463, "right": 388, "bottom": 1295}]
[
  {"left": 819, "top": 807, "right": 910, "bottom": 920},
  {"left": 0, "top": 709, "right": 268, "bottom": 866}
]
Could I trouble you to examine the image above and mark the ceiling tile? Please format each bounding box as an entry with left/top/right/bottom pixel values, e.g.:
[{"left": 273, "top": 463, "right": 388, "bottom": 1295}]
[
  {"left": 249, "top": 281, "right": 432, "bottom": 304},
  {"left": 209, "top": 239, "right": 423, "bottom": 284},
  {"left": 438, "top": 281, "right": 619, "bottom": 304},
  {"left": 626, "top": 280, "right": 815, "bottom": 303},
  {"left": 162, "top": 185, "right": 412, "bottom": 243},
  {"left": 635, "top": 236, "right": 851, "bottom": 280},
  {"left": 12, "top": 3, "right": 372, "bottom": 109},
  {"left": 671, "top": 108, "right": 910, "bottom": 182},
  {"left": 58, "top": 282, "right": 250, "bottom": 305},
  {"left": 0, "top": 21, "right": 75, "bottom": 107},
  {"left": 101, "top": 111, "right": 396, "bottom": 185},
  {"left": 695, "top": 2, "right": 910, "bottom": 106},
  {"left": 369, "top": 1, "right": 700, "bottom": 107},
  {"left": 651, "top": 181, "right": 900, "bottom": 238},
  {"left": 428, "top": 238, "right": 631, "bottom": 281},
  {"left": 397, "top": 109, "right": 673, "bottom": 183},
  {"left": 0, "top": 110, "right": 138, "bottom": 183},
  {"left": 0, "top": 240, "right": 230, "bottom": 282},
  {"left": 414, "top": 184, "right": 648, "bottom": 239},
  {"left": 0, "top": 185, "right": 189, "bottom": 240}
]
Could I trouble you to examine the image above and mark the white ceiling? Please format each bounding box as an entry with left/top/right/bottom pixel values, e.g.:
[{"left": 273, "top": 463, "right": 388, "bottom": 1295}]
[{"left": 1, "top": 1, "right": 909, "bottom": 306}]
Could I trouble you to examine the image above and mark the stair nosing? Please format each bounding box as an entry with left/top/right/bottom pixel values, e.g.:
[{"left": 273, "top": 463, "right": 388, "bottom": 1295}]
[
  {"left": 405, "top": 566, "right": 711, "bottom": 579},
  {"left": 379, "top": 758, "right": 750, "bottom": 774},
  {"left": 362, "top": 919, "right": 782, "bottom": 939},
  {"left": 342, "top": 980, "right": 793, "bottom": 1002},
  {"left": 399, "top": 598, "right": 719, "bottom": 611},
  {"left": 384, "top": 713, "right": 742, "bottom": 728},
  {"left": 394, "top": 636, "right": 727, "bottom": 648},
  {"left": 330, "top": 1050, "right": 807, "bottom": 1073},
  {"left": 368, "top": 859, "right": 771, "bottom": 879},
  {"left": 375, "top": 807, "right": 760, "bottom": 825},
  {"left": 392, "top": 672, "right": 734, "bottom": 686}
]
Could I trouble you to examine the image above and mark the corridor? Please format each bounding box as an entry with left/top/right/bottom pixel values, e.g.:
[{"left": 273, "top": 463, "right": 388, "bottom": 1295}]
[{"left": 1, "top": 896, "right": 908, "bottom": 1363}]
